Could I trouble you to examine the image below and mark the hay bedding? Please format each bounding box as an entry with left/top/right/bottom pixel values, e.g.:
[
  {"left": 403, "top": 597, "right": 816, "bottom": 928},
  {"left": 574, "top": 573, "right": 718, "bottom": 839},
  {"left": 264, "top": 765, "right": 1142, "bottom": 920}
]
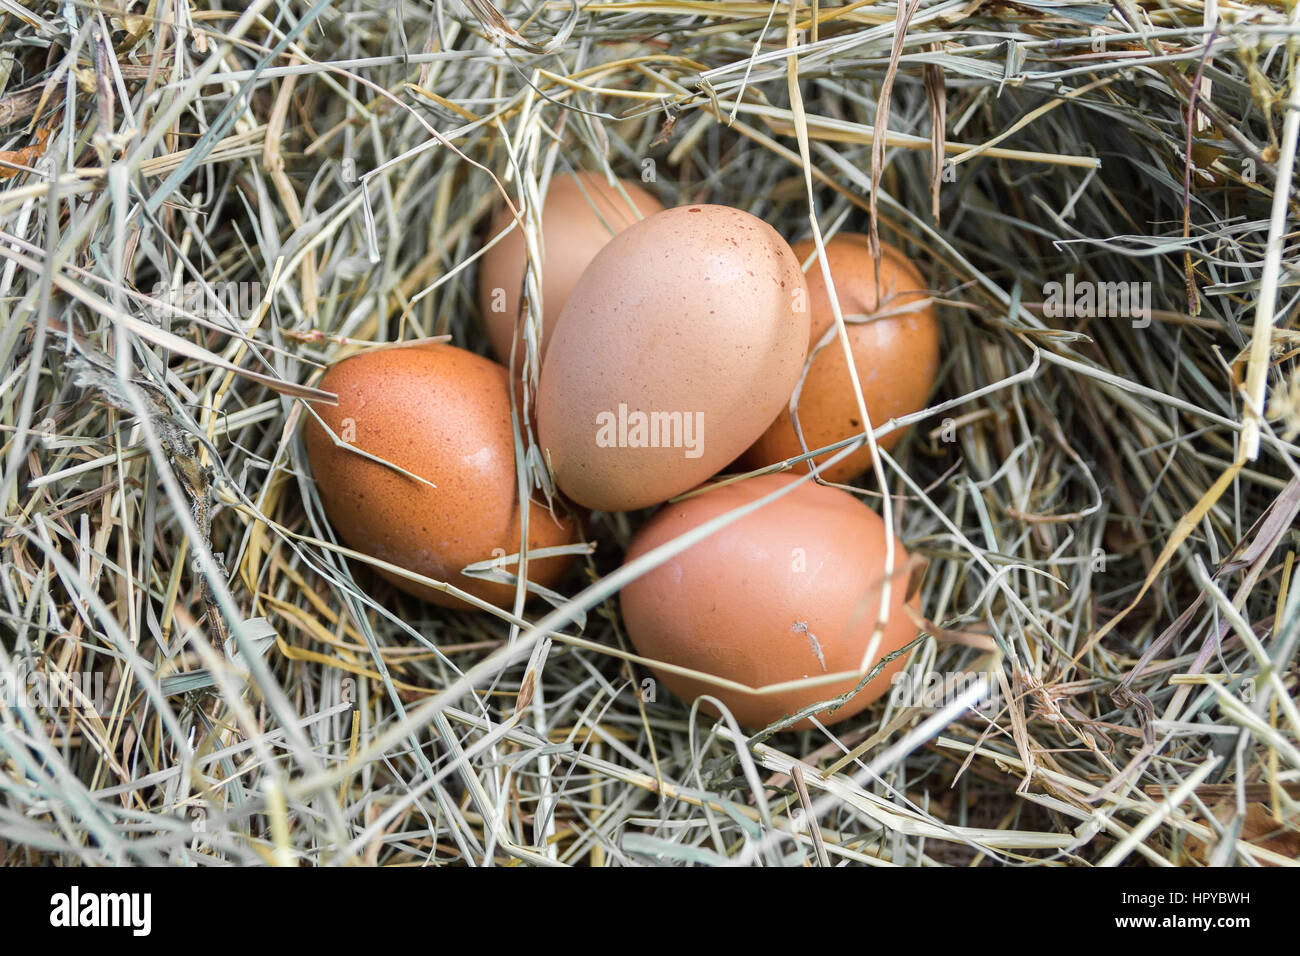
[{"left": 0, "top": 0, "right": 1297, "bottom": 866}]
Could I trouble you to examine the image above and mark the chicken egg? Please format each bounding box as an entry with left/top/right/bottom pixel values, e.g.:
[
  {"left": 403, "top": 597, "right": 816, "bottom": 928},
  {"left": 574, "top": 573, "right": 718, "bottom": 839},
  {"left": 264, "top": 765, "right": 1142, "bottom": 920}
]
[
  {"left": 538, "top": 205, "right": 810, "bottom": 511},
  {"left": 478, "top": 171, "right": 663, "bottom": 370},
  {"left": 620, "top": 473, "right": 919, "bottom": 729},
  {"left": 303, "top": 342, "right": 577, "bottom": 609},
  {"left": 742, "top": 234, "right": 939, "bottom": 483}
]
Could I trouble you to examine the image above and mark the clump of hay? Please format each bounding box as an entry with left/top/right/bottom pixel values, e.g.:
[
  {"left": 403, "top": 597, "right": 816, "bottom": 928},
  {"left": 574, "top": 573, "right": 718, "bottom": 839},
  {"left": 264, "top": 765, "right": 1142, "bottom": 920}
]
[{"left": 1, "top": 0, "right": 1297, "bottom": 866}]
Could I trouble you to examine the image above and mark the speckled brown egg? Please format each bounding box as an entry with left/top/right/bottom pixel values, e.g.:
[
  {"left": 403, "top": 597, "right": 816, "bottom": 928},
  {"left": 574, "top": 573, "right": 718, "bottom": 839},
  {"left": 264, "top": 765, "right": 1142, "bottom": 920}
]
[
  {"left": 620, "top": 474, "right": 919, "bottom": 730},
  {"left": 538, "top": 205, "right": 811, "bottom": 512},
  {"left": 741, "top": 234, "right": 940, "bottom": 483},
  {"left": 478, "top": 171, "right": 663, "bottom": 369},
  {"left": 303, "top": 343, "right": 578, "bottom": 609}
]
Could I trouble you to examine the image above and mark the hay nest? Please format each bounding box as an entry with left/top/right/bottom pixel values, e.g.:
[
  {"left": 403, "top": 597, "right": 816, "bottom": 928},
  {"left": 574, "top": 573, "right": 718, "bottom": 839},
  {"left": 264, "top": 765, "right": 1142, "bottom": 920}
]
[{"left": 1, "top": 0, "right": 1298, "bottom": 866}]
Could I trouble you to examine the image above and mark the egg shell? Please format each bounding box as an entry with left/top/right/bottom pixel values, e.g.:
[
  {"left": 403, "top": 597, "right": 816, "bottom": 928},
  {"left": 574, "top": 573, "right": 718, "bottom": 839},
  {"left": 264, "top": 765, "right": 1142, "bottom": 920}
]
[
  {"left": 538, "top": 204, "right": 811, "bottom": 512},
  {"left": 478, "top": 171, "right": 663, "bottom": 370},
  {"left": 303, "top": 343, "right": 577, "bottom": 609},
  {"left": 741, "top": 235, "right": 940, "bottom": 483},
  {"left": 620, "top": 473, "right": 918, "bottom": 729}
]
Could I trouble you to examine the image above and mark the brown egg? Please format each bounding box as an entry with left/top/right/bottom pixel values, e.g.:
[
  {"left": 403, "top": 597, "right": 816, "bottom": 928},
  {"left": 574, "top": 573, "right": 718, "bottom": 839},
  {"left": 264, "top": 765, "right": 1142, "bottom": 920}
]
[
  {"left": 538, "top": 205, "right": 810, "bottom": 512},
  {"left": 620, "top": 474, "right": 919, "bottom": 729},
  {"left": 1186, "top": 801, "right": 1300, "bottom": 865},
  {"left": 303, "top": 343, "right": 577, "bottom": 609},
  {"left": 478, "top": 171, "right": 663, "bottom": 369},
  {"left": 741, "top": 234, "right": 940, "bottom": 483}
]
